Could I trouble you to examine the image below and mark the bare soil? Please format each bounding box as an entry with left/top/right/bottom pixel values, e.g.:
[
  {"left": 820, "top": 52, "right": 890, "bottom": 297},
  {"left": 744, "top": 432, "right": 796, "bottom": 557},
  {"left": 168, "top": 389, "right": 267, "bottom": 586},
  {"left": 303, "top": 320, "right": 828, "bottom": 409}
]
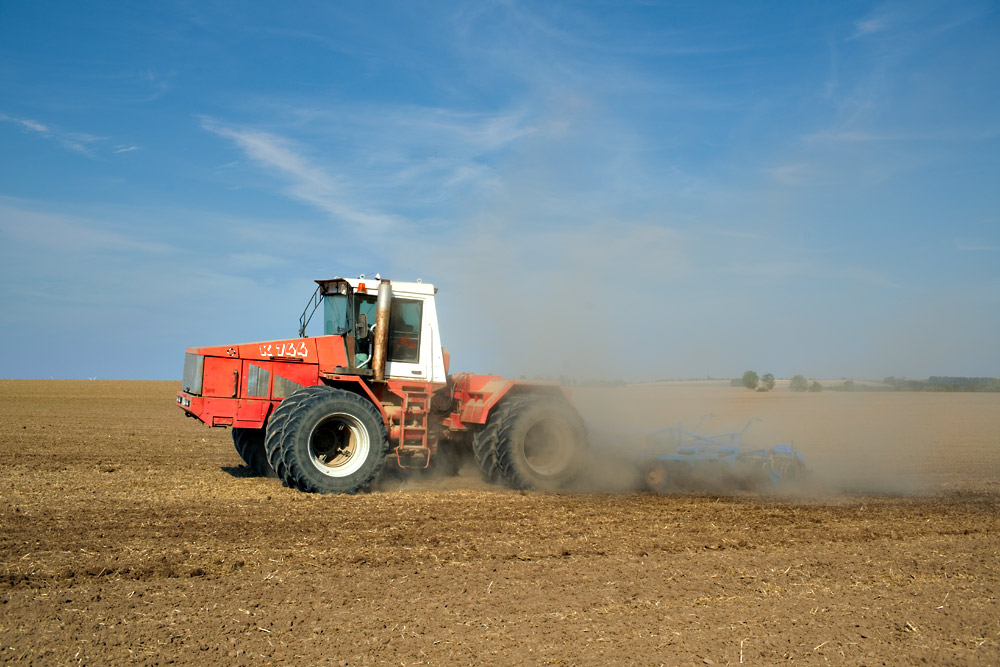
[{"left": 1, "top": 380, "right": 998, "bottom": 665}]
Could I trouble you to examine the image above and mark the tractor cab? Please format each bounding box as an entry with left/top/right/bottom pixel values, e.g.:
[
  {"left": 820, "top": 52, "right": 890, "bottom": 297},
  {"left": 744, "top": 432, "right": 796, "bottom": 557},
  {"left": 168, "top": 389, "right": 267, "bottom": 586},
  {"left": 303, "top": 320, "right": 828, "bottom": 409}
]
[
  {"left": 179, "top": 273, "right": 589, "bottom": 494},
  {"left": 300, "top": 276, "right": 448, "bottom": 384}
]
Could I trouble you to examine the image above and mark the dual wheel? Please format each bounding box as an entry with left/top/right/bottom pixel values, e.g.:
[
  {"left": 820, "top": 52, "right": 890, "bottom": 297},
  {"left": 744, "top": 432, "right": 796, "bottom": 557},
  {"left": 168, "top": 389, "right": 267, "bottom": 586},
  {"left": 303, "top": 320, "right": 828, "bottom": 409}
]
[
  {"left": 472, "top": 395, "right": 587, "bottom": 490},
  {"left": 233, "top": 385, "right": 388, "bottom": 494}
]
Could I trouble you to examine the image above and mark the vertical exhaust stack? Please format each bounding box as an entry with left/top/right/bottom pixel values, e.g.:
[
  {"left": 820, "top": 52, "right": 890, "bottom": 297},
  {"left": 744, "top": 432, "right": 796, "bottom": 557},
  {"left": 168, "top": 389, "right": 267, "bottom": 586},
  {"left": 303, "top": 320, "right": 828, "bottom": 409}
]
[{"left": 372, "top": 281, "right": 392, "bottom": 382}]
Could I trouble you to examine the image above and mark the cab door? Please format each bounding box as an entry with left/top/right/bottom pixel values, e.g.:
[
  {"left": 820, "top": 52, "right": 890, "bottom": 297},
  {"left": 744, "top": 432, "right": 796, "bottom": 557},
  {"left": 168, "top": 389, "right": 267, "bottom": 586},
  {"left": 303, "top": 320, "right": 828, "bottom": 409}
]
[
  {"left": 384, "top": 295, "right": 447, "bottom": 383},
  {"left": 384, "top": 295, "right": 426, "bottom": 380}
]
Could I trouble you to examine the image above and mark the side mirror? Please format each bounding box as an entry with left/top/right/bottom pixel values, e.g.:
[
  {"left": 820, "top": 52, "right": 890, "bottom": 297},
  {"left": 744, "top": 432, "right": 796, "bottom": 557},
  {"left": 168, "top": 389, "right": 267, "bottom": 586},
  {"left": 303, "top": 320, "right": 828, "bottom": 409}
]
[{"left": 355, "top": 313, "right": 369, "bottom": 339}]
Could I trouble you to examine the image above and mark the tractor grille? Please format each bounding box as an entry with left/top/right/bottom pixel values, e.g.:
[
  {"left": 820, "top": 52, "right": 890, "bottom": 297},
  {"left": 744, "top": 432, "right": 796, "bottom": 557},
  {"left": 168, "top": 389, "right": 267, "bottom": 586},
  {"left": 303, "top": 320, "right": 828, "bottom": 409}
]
[
  {"left": 182, "top": 353, "right": 204, "bottom": 395},
  {"left": 247, "top": 364, "right": 270, "bottom": 398}
]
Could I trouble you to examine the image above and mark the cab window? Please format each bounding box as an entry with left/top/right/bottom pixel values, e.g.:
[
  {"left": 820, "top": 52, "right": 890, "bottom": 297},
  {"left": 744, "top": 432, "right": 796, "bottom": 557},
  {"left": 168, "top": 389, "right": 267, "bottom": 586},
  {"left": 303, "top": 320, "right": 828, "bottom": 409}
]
[
  {"left": 388, "top": 299, "right": 422, "bottom": 363},
  {"left": 355, "top": 294, "right": 378, "bottom": 330},
  {"left": 323, "top": 293, "right": 349, "bottom": 335},
  {"left": 352, "top": 294, "right": 378, "bottom": 367}
]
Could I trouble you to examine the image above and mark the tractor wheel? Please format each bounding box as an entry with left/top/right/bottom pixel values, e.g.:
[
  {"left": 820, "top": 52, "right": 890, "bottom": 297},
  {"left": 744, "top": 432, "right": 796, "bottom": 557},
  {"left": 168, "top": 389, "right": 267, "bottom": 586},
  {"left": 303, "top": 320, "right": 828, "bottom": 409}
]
[
  {"left": 263, "top": 388, "right": 315, "bottom": 484},
  {"left": 491, "top": 396, "right": 587, "bottom": 490},
  {"left": 270, "top": 385, "right": 388, "bottom": 494},
  {"left": 232, "top": 427, "right": 275, "bottom": 477}
]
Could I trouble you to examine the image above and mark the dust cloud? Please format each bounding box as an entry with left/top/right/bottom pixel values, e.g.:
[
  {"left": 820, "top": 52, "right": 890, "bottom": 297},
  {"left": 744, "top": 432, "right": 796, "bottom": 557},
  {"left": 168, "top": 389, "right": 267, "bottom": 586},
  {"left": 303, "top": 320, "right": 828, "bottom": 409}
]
[
  {"left": 371, "top": 383, "right": 996, "bottom": 498},
  {"left": 370, "top": 383, "right": 1000, "bottom": 498},
  {"left": 567, "top": 383, "right": 1000, "bottom": 497},
  {"left": 383, "top": 227, "right": 995, "bottom": 497},
  {"left": 402, "top": 219, "right": 689, "bottom": 383}
]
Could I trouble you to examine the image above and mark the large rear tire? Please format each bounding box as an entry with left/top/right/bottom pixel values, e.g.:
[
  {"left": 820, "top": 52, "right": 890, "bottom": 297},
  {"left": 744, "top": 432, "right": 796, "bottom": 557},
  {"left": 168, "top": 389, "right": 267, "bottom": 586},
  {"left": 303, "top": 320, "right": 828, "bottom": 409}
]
[
  {"left": 490, "top": 396, "right": 587, "bottom": 490},
  {"left": 267, "top": 385, "right": 388, "bottom": 494},
  {"left": 232, "top": 427, "right": 275, "bottom": 477}
]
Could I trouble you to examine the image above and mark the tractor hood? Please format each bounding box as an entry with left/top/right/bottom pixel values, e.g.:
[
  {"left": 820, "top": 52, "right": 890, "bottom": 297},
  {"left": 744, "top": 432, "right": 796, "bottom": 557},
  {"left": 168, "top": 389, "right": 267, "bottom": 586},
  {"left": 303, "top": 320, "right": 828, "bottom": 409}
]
[
  {"left": 185, "top": 335, "right": 337, "bottom": 363},
  {"left": 181, "top": 335, "right": 349, "bottom": 396}
]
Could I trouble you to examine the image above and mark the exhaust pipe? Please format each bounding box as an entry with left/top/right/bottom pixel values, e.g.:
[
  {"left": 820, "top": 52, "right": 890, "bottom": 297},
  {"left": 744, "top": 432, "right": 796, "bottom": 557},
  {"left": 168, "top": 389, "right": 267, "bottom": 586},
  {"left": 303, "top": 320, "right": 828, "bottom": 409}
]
[{"left": 372, "top": 281, "right": 392, "bottom": 382}]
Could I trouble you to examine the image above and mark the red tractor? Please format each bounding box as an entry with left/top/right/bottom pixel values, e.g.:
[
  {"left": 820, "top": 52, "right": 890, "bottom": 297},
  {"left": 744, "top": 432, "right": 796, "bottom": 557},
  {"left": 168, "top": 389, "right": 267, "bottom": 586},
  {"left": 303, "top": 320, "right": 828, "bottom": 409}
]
[{"left": 177, "top": 276, "right": 588, "bottom": 494}]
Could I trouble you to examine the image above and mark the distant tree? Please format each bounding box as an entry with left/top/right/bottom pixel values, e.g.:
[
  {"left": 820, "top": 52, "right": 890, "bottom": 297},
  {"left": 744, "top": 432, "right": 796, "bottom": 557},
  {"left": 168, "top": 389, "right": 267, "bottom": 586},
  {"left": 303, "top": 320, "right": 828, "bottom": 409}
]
[
  {"left": 759, "top": 373, "right": 776, "bottom": 392},
  {"left": 809, "top": 381, "right": 823, "bottom": 392},
  {"left": 789, "top": 374, "right": 809, "bottom": 392},
  {"left": 741, "top": 370, "right": 759, "bottom": 391},
  {"left": 840, "top": 379, "right": 856, "bottom": 392}
]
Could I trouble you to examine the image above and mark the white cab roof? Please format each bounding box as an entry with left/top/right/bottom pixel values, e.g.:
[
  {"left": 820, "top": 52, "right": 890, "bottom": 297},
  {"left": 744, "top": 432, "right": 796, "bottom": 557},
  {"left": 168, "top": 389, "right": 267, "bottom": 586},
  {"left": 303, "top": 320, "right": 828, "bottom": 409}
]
[{"left": 321, "top": 276, "right": 437, "bottom": 297}]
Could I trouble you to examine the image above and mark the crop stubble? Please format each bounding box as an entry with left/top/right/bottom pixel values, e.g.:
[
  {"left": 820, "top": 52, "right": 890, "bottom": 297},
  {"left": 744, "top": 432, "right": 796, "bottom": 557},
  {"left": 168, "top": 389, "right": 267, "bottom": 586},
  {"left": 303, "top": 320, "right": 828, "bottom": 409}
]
[{"left": 0, "top": 380, "right": 998, "bottom": 665}]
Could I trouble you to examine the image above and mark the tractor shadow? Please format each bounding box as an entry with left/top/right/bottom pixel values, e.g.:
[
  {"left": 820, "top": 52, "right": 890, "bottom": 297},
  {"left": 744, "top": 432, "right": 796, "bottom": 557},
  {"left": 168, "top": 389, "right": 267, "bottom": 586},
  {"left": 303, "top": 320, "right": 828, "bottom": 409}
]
[{"left": 220, "top": 465, "right": 256, "bottom": 478}]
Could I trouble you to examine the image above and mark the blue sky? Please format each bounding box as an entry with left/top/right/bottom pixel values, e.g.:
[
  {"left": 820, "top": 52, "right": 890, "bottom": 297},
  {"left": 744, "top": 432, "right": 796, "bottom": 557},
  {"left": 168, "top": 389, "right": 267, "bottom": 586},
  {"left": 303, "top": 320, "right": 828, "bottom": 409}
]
[{"left": 1, "top": 1, "right": 998, "bottom": 381}]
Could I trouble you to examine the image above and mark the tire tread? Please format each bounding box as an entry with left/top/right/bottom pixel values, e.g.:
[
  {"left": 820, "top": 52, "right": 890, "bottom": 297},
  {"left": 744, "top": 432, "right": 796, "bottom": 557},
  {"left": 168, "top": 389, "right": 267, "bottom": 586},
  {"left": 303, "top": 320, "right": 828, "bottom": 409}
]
[
  {"left": 264, "top": 388, "right": 315, "bottom": 484},
  {"left": 473, "top": 398, "right": 526, "bottom": 484}
]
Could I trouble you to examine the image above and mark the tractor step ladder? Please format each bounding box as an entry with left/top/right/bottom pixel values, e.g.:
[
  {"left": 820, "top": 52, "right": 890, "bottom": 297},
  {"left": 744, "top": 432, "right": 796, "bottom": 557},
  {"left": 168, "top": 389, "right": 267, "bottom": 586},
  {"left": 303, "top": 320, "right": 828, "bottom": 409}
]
[{"left": 395, "top": 390, "right": 431, "bottom": 469}]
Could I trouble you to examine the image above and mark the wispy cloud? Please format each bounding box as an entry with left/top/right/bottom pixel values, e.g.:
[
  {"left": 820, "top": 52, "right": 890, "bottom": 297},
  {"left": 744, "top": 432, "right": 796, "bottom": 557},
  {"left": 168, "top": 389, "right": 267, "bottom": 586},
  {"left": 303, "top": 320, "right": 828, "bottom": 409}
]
[
  {"left": 200, "top": 117, "right": 403, "bottom": 233},
  {"left": 851, "top": 15, "right": 892, "bottom": 39},
  {"left": 132, "top": 69, "right": 171, "bottom": 103},
  {"left": 852, "top": 3, "right": 994, "bottom": 41},
  {"left": 0, "top": 113, "right": 105, "bottom": 155},
  {"left": 14, "top": 117, "right": 48, "bottom": 133},
  {"left": 0, "top": 113, "right": 142, "bottom": 157},
  {"left": 199, "top": 104, "right": 538, "bottom": 231},
  {"left": 395, "top": 106, "right": 535, "bottom": 152}
]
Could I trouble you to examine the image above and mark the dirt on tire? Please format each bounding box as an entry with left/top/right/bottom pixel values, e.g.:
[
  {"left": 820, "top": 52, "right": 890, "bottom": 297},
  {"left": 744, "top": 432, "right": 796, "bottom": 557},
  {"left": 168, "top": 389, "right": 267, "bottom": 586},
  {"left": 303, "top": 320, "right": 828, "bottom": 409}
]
[{"left": 1, "top": 379, "right": 998, "bottom": 665}]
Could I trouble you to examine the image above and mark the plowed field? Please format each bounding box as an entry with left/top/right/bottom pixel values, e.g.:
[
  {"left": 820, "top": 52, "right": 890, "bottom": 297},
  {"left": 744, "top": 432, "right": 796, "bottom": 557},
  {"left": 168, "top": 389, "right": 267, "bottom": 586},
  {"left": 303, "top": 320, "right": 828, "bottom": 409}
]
[{"left": 1, "top": 380, "right": 998, "bottom": 665}]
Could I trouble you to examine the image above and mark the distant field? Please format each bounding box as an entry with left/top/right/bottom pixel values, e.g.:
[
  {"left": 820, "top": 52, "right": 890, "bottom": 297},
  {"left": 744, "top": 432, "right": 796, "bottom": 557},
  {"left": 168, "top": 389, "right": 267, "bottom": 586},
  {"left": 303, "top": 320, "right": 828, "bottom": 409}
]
[{"left": 1, "top": 380, "right": 998, "bottom": 665}]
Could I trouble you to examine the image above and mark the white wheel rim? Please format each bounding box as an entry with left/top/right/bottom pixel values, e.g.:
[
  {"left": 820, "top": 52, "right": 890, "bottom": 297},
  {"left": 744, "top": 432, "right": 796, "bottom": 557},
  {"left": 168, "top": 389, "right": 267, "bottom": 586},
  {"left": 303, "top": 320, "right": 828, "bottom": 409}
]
[
  {"left": 522, "top": 417, "right": 575, "bottom": 477},
  {"left": 307, "top": 412, "right": 370, "bottom": 478}
]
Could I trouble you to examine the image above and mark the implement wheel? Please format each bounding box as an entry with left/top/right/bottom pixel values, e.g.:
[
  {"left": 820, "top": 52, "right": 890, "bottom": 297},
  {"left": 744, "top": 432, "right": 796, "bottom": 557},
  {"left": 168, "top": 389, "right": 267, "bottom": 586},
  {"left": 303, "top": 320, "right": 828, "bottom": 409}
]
[
  {"left": 641, "top": 459, "right": 671, "bottom": 493},
  {"left": 232, "top": 427, "right": 275, "bottom": 477},
  {"left": 491, "top": 396, "right": 587, "bottom": 490},
  {"left": 266, "top": 385, "right": 388, "bottom": 494}
]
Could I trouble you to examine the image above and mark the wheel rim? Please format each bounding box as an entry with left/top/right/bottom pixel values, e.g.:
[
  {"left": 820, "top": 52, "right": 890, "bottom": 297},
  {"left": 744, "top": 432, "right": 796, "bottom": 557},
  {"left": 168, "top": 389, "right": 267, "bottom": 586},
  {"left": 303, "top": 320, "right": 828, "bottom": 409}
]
[
  {"left": 522, "top": 417, "right": 575, "bottom": 477},
  {"left": 307, "top": 412, "right": 370, "bottom": 477}
]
